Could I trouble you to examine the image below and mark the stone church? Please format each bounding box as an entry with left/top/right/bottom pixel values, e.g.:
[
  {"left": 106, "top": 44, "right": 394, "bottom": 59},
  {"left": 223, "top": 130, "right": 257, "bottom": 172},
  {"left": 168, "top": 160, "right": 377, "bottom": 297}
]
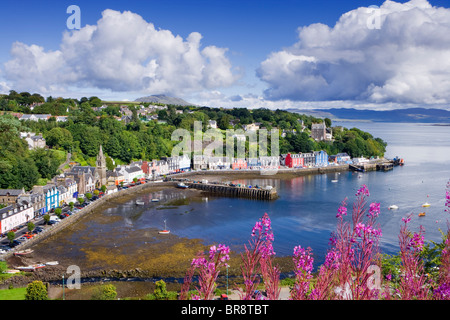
[{"left": 65, "top": 145, "right": 107, "bottom": 193}]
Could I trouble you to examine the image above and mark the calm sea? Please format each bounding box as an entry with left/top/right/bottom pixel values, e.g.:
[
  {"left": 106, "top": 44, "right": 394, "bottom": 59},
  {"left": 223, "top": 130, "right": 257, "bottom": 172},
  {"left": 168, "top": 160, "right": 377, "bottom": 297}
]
[{"left": 110, "top": 122, "right": 450, "bottom": 266}]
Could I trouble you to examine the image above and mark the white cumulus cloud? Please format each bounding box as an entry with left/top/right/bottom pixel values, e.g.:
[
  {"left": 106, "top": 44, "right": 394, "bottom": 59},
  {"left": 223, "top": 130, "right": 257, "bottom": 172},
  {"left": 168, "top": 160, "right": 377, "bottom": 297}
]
[
  {"left": 256, "top": 0, "right": 450, "bottom": 104},
  {"left": 2, "top": 9, "right": 239, "bottom": 96}
]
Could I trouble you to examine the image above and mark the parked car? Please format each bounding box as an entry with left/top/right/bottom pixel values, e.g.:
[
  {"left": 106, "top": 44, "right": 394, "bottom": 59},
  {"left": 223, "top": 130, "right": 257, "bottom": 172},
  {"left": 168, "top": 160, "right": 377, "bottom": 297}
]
[
  {"left": 9, "top": 240, "right": 21, "bottom": 248},
  {"left": 32, "top": 228, "right": 43, "bottom": 234}
]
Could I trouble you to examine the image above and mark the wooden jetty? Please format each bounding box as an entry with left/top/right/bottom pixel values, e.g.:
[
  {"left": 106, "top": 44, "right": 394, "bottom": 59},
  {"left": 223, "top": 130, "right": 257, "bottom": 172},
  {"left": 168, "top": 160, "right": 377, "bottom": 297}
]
[{"left": 178, "top": 182, "right": 278, "bottom": 200}]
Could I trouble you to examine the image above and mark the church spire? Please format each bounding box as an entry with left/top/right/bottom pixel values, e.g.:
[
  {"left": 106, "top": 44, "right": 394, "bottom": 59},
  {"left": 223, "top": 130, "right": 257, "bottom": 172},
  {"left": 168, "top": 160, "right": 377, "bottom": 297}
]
[{"left": 96, "top": 145, "right": 107, "bottom": 187}]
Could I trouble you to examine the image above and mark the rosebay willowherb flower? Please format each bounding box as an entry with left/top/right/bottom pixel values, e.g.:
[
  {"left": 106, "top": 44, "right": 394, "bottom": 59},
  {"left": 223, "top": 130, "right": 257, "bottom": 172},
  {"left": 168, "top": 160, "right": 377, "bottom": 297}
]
[
  {"left": 180, "top": 243, "right": 230, "bottom": 300},
  {"left": 397, "top": 216, "right": 429, "bottom": 300},
  {"left": 291, "top": 245, "right": 314, "bottom": 300},
  {"left": 237, "top": 213, "right": 280, "bottom": 300}
]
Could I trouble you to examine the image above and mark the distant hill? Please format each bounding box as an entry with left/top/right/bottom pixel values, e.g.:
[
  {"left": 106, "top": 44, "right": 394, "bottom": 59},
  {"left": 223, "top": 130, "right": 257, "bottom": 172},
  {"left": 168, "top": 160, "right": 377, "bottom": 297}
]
[
  {"left": 287, "top": 107, "right": 450, "bottom": 123},
  {"left": 135, "top": 95, "right": 194, "bottom": 106}
]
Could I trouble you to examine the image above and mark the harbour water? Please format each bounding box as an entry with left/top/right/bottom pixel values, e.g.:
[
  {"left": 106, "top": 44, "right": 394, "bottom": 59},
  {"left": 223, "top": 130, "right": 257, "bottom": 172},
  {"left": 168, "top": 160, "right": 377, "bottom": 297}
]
[{"left": 106, "top": 122, "right": 450, "bottom": 267}]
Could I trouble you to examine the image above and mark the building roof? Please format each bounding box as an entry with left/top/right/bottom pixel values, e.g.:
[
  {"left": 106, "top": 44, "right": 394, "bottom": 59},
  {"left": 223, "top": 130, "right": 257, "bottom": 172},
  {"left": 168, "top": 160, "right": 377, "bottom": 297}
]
[
  {"left": 312, "top": 123, "right": 326, "bottom": 129},
  {"left": 70, "top": 166, "right": 96, "bottom": 175},
  {"left": 125, "top": 166, "right": 143, "bottom": 174},
  {"left": 0, "top": 189, "right": 25, "bottom": 197}
]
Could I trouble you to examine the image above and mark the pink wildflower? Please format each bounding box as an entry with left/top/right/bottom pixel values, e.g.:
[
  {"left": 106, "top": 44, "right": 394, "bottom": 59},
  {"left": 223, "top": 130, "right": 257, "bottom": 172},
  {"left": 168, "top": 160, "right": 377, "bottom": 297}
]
[
  {"left": 369, "top": 202, "right": 380, "bottom": 218},
  {"left": 337, "top": 206, "right": 347, "bottom": 219},
  {"left": 356, "top": 184, "right": 370, "bottom": 197}
]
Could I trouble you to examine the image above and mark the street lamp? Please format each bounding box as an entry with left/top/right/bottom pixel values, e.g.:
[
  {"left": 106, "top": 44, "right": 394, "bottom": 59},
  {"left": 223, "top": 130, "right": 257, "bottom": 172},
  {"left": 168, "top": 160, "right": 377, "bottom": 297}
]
[{"left": 226, "top": 265, "right": 229, "bottom": 296}]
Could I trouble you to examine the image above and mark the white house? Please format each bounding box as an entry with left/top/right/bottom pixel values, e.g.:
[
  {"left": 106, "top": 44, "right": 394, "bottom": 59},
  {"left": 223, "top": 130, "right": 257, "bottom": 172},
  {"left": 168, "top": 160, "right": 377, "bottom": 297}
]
[
  {"left": 193, "top": 155, "right": 209, "bottom": 170},
  {"left": 19, "top": 114, "right": 52, "bottom": 122},
  {"left": 116, "top": 165, "right": 145, "bottom": 184},
  {"left": 177, "top": 155, "right": 191, "bottom": 171},
  {"left": 244, "top": 123, "right": 260, "bottom": 131},
  {"left": 21, "top": 132, "right": 46, "bottom": 149},
  {"left": 208, "top": 157, "right": 231, "bottom": 170},
  {"left": 260, "top": 156, "right": 280, "bottom": 168},
  {"left": 0, "top": 203, "right": 34, "bottom": 234},
  {"left": 57, "top": 178, "right": 78, "bottom": 205},
  {"left": 208, "top": 120, "right": 217, "bottom": 129}
]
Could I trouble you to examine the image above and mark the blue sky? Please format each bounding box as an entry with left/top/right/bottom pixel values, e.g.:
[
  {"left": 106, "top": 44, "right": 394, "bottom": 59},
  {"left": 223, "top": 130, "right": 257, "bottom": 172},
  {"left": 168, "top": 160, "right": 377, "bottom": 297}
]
[{"left": 1, "top": 0, "right": 450, "bottom": 110}]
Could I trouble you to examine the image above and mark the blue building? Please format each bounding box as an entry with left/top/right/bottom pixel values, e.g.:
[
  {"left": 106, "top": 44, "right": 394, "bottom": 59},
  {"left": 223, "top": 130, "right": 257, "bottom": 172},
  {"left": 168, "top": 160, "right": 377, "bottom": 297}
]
[
  {"left": 247, "top": 158, "right": 261, "bottom": 169},
  {"left": 314, "top": 150, "right": 328, "bottom": 166},
  {"left": 44, "top": 185, "right": 60, "bottom": 213}
]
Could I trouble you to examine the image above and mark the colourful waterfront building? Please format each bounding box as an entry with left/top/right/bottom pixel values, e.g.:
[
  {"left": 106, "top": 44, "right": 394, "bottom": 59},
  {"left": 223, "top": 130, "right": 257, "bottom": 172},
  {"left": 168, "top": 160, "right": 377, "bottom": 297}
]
[
  {"left": 44, "top": 185, "right": 60, "bottom": 213},
  {"left": 285, "top": 153, "right": 304, "bottom": 168}
]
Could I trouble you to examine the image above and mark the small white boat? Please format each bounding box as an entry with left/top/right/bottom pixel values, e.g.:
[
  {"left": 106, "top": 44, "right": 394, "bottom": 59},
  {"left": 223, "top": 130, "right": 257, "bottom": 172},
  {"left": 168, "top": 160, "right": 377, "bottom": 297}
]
[
  {"left": 14, "top": 249, "right": 34, "bottom": 256},
  {"left": 159, "top": 220, "right": 170, "bottom": 235},
  {"left": 331, "top": 180, "right": 338, "bottom": 183},
  {"left": 389, "top": 205, "right": 399, "bottom": 210},
  {"left": 17, "top": 264, "right": 46, "bottom": 272},
  {"left": 5, "top": 269, "right": 20, "bottom": 274},
  {"left": 177, "top": 183, "right": 189, "bottom": 189},
  {"left": 136, "top": 201, "right": 145, "bottom": 205},
  {"left": 422, "top": 202, "right": 431, "bottom": 207},
  {"left": 45, "top": 261, "right": 59, "bottom": 266},
  {"left": 151, "top": 199, "right": 160, "bottom": 202}
]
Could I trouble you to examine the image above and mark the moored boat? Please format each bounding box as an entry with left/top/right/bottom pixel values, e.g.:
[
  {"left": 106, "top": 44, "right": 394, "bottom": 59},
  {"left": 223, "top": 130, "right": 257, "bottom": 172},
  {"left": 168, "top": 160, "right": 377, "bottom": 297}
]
[
  {"left": 136, "top": 201, "right": 145, "bottom": 205},
  {"left": 422, "top": 202, "right": 431, "bottom": 207},
  {"left": 46, "top": 261, "right": 59, "bottom": 266},
  {"left": 419, "top": 212, "right": 426, "bottom": 217},
  {"left": 17, "top": 264, "right": 46, "bottom": 272},
  {"left": 151, "top": 199, "right": 160, "bottom": 202},
  {"left": 177, "top": 183, "right": 189, "bottom": 189},
  {"left": 5, "top": 269, "right": 20, "bottom": 274},
  {"left": 159, "top": 220, "right": 170, "bottom": 235},
  {"left": 389, "top": 205, "right": 399, "bottom": 210},
  {"left": 14, "top": 249, "right": 34, "bottom": 256}
]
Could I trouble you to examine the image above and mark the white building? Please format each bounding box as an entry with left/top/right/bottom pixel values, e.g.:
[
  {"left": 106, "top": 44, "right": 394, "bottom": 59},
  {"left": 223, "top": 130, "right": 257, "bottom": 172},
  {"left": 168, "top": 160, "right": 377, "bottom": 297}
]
[
  {"left": 19, "top": 114, "right": 51, "bottom": 122},
  {"left": 193, "top": 155, "right": 209, "bottom": 170},
  {"left": 0, "top": 203, "right": 34, "bottom": 234},
  {"left": 116, "top": 165, "right": 145, "bottom": 184},
  {"left": 244, "top": 123, "right": 260, "bottom": 131},
  {"left": 208, "top": 120, "right": 217, "bottom": 129},
  {"left": 208, "top": 157, "right": 231, "bottom": 170},
  {"left": 57, "top": 178, "right": 78, "bottom": 206},
  {"left": 260, "top": 156, "right": 280, "bottom": 168},
  {"left": 177, "top": 155, "right": 191, "bottom": 171},
  {"left": 21, "top": 132, "right": 46, "bottom": 149}
]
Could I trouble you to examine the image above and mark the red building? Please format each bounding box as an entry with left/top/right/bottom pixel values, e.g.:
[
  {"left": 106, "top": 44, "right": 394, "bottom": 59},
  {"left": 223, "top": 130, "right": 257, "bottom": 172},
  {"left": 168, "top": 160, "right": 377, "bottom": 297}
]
[
  {"left": 285, "top": 153, "right": 304, "bottom": 168},
  {"left": 232, "top": 158, "right": 248, "bottom": 170}
]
